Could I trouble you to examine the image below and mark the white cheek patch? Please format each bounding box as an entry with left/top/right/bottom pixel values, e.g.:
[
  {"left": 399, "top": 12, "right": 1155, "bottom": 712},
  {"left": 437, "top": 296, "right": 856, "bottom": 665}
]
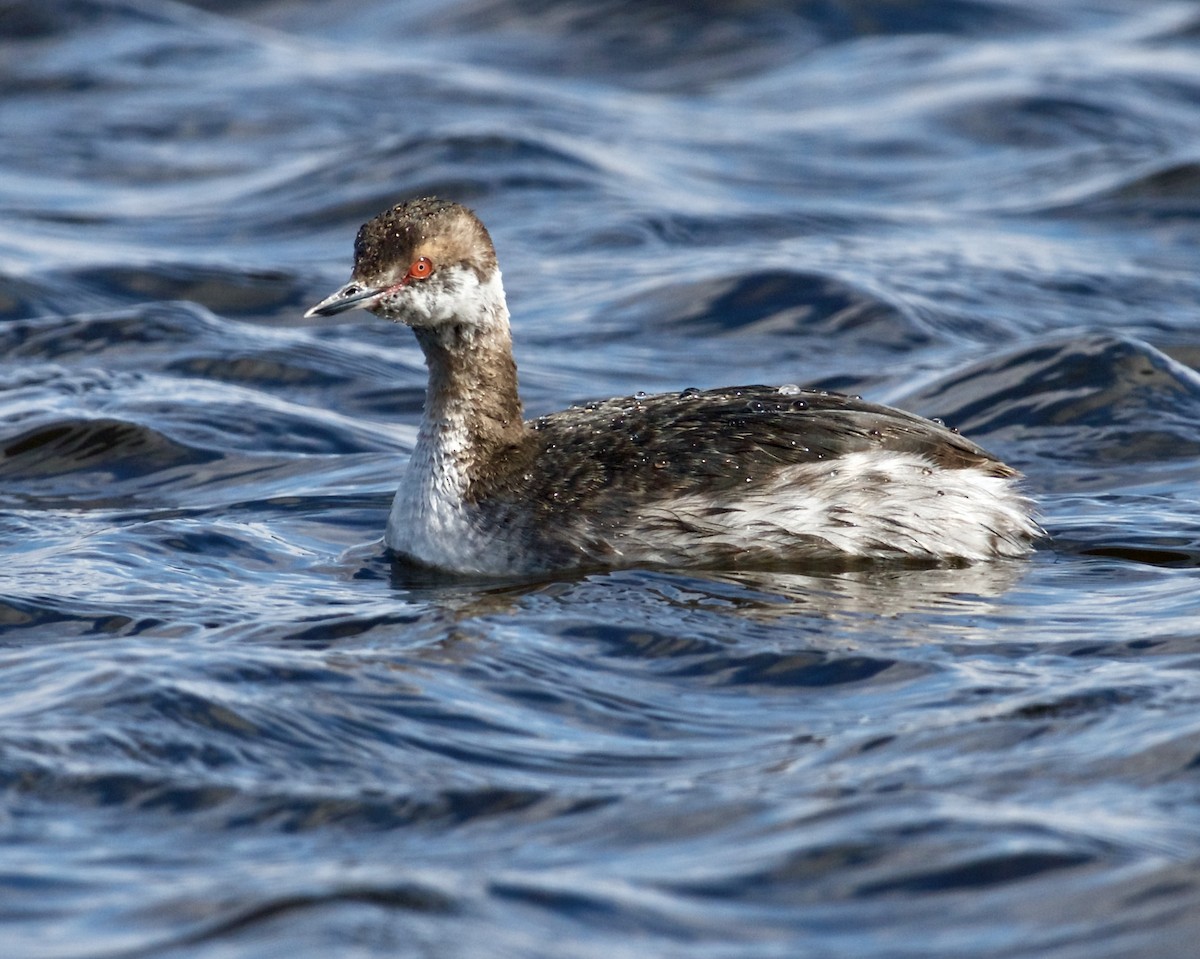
[{"left": 381, "top": 268, "right": 503, "bottom": 328}]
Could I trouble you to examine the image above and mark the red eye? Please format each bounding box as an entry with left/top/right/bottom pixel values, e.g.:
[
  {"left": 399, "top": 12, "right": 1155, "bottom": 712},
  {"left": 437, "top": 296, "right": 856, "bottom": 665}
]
[{"left": 407, "top": 256, "right": 433, "bottom": 281}]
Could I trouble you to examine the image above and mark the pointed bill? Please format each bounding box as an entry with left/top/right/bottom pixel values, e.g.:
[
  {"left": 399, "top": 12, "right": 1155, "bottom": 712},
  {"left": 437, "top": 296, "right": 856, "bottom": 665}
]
[{"left": 304, "top": 281, "right": 382, "bottom": 318}]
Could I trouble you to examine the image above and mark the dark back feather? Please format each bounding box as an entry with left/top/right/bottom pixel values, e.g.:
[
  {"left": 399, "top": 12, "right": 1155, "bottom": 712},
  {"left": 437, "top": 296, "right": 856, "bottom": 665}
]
[{"left": 469, "top": 386, "right": 1012, "bottom": 509}]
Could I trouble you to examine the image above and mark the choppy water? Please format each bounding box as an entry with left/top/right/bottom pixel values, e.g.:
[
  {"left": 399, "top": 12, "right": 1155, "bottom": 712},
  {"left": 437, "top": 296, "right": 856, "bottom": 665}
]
[{"left": 3, "top": 1, "right": 1200, "bottom": 956}]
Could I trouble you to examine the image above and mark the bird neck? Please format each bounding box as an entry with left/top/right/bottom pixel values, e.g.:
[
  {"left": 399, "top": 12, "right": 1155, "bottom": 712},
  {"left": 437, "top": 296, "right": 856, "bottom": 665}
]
[{"left": 410, "top": 283, "right": 525, "bottom": 486}]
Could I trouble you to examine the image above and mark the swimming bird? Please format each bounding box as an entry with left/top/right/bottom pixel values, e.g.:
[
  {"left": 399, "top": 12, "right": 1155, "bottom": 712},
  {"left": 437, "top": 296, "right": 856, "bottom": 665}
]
[{"left": 306, "top": 197, "right": 1039, "bottom": 575}]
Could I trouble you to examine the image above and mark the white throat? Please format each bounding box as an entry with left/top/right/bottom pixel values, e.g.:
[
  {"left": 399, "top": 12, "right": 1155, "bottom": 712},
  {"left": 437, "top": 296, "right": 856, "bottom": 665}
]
[{"left": 384, "top": 269, "right": 523, "bottom": 570}]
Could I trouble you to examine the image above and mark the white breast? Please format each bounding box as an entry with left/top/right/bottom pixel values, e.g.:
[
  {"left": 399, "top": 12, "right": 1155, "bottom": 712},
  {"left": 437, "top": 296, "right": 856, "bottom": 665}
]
[{"left": 385, "top": 422, "right": 498, "bottom": 573}]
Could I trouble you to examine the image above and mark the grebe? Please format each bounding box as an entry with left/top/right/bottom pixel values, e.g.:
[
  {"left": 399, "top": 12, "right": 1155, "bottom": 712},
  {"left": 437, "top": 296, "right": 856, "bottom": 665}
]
[{"left": 306, "top": 197, "right": 1039, "bottom": 575}]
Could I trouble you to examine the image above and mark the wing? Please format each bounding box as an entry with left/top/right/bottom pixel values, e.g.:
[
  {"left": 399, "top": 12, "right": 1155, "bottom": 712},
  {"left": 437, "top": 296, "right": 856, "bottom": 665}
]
[{"left": 487, "top": 386, "right": 1013, "bottom": 510}]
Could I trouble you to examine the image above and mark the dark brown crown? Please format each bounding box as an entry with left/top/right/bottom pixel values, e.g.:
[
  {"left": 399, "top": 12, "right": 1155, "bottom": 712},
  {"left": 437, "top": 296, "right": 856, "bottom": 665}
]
[{"left": 351, "top": 197, "right": 497, "bottom": 284}]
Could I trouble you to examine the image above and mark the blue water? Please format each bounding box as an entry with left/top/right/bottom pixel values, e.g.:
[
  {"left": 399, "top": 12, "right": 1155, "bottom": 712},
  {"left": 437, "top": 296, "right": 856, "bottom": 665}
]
[{"left": 3, "top": 1, "right": 1200, "bottom": 956}]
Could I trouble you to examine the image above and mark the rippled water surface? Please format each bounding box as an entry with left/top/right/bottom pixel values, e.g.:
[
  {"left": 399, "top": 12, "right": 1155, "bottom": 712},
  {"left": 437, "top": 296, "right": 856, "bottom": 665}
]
[{"left": 4, "top": 1, "right": 1200, "bottom": 956}]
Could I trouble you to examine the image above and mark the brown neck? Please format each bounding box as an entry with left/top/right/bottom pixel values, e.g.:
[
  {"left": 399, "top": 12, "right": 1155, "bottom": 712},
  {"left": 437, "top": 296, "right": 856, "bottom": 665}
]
[{"left": 413, "top": 321, "right": 526, "bottom": 466}]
